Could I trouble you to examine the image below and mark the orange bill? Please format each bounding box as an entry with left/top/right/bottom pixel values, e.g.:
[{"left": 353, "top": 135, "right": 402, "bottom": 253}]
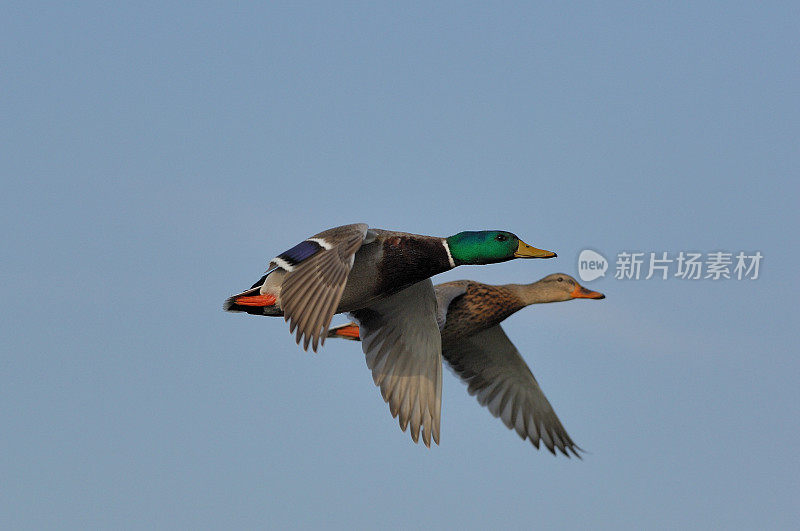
[{"left": 570, "top": 285, "right": 605, "bottom": 299}]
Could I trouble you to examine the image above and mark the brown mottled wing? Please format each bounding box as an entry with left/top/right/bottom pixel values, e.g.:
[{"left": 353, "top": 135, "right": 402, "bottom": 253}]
[
  {"left": 351, "top": 279, "right": 443, "bottom": 447},
  {"left": 278, "top": 223, "right": 369, "bottom": 352},
  {"left": 443, "top": 324, "right": 581, "bottom": 457}
]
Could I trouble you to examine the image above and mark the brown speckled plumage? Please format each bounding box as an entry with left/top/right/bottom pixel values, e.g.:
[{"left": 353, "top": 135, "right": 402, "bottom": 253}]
[{"left": 440, "top": 282, "right": 525, "bottom": 342}]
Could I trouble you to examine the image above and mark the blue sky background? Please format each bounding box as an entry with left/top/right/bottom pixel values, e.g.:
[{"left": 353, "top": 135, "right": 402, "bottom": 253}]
[{"left": 2, "top": 2, "right": 798, "bottom": 529}]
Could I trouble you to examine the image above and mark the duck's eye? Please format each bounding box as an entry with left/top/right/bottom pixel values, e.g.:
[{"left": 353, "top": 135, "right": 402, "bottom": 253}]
[
  {"left": 495, "top": 234, "right": 508, "bottom": 242},
  {"left": 557, "top": 277, "right": 564, "bottom": 282}
]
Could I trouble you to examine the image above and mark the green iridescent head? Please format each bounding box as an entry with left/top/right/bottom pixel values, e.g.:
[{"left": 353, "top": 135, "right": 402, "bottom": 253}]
[{"left": 445, "top": 230, "right": 556, "bottom": 266}]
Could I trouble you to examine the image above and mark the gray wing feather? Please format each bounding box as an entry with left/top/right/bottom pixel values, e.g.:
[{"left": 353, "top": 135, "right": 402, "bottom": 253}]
[
  {"left": 278, "top": 223, "right": 368, "bottom": 352},
  {"left": 351, "top": 279, "right": 443, "bottom": 447},
  {"left": 442, "top": 324, "right": 581, "bottom": 457},
  {"left": 433, "top": 281, "right": 469, "bottom": 330}
]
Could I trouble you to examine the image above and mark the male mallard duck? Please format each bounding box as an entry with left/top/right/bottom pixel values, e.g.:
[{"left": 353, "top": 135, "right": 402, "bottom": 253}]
[
  {"left": 328, "top": 273, "right": 604, "bottom": 456},
  {"left": 224, "top": 223, "right": 556, "bottom": 447}
]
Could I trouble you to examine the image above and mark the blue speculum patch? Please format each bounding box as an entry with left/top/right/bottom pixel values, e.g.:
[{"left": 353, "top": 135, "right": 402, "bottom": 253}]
[{"left": 278, "top": 240, "right": 322, "bottom": 265}]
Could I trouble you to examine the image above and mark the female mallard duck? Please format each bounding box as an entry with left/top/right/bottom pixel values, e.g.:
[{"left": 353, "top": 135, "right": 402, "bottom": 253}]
[
  {"left": 224, "top": 223, "right": 556, "bottom": 447},
  {"left": 328, "top": 273, "right": 604, "bottom": 456}
]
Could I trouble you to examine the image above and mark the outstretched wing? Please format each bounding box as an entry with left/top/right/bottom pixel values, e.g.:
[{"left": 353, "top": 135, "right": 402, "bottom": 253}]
[
  {"left": 351, "top": 279, "right": 442, "bottom": 447},
  {"left": 277, "top": 223, "right": 369, "bottom": 351},
  {"left": 443, "top": 324, "right": 581, "bottom": 457}
]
